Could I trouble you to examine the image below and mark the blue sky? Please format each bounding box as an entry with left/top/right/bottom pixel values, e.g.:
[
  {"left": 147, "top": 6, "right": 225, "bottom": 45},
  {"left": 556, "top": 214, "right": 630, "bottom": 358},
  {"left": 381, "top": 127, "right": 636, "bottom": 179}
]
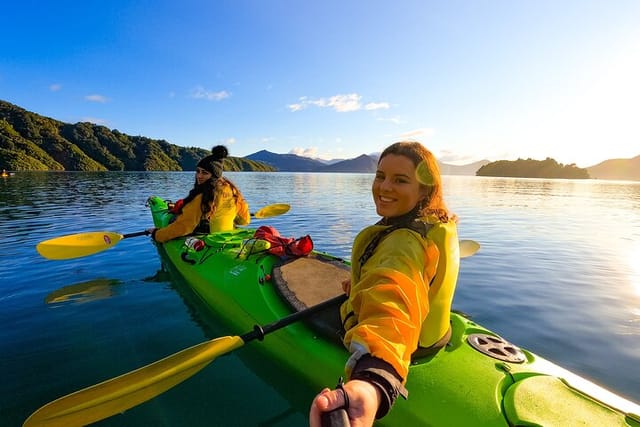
[{"left": 1, "top": 0, "right": 639, "bottom": 167}]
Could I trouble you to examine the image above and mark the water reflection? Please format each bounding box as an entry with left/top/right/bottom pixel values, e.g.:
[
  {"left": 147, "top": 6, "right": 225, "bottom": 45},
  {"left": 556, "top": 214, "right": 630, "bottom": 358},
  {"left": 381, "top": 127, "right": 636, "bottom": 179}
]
[{"left": 45, "top": 278, "right": 122, "bottom": 304}]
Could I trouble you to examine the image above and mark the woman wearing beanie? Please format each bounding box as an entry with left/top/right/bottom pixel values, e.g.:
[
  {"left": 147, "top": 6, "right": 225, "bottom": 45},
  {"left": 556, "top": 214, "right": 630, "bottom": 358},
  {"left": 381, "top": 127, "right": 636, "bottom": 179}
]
[{"left": 147, "top": 145, "right": 250, "bottom": 242}]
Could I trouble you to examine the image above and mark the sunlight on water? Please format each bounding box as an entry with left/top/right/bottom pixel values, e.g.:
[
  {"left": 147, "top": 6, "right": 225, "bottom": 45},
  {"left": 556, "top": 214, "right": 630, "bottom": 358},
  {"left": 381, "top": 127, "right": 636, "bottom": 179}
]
[{"left": 630, "top": 243, "right": 640, "bottom": 297}]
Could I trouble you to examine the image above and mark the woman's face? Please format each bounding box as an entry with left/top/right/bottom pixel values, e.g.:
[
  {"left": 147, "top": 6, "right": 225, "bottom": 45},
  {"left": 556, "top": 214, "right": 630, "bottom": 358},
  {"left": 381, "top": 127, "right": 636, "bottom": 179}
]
[
  {"left": 372, "top": 153, "right": 426, "bottom": 218},
  {"left": 195, "top": 167, "right": 213, "bottom": 185}
]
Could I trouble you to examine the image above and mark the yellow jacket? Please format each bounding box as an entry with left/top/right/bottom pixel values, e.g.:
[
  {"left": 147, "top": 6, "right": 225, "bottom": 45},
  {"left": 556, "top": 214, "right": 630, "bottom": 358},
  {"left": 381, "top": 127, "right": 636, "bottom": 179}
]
[
  {"left": 341, "top": 219, "right": 459, "bottom": 381},
  {"left": 154, "top": 181, "right": 250, "bottom": 243}
]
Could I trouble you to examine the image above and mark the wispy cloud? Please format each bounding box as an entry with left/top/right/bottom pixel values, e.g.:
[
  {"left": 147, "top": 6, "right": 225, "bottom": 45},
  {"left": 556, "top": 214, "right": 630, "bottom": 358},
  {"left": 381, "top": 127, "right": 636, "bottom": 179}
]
[
  {"left": 81, "top": 117, "right": 109, "bottom": 125},
  {"left": 288, "top": 93, "right": 389, "bottom": 113},
  {"left": 437, "top": 149, "right": 487, "bottom": 165},
  {"left": 290, "top": 145, "right": 347, "bottom": 161},
  {"left": 190, "top": 86, "right": 230, "bottom": 101},
  {"left": 364, "top": 102, "right": 390, "bottom": 110},
  {"left": 49, "top": 83, "right": 62, "bottom": 92},
  {"left": 85, "top": 94, "right": 108, "bottom": 103},
  {"left": 290, "top": 147, "right": 320, "bottom": 158},
  {"left": 377, "top": 116, "right": 405, "bottom": 125},
  {"left": 399, "top": 128, "right": 435, "bottom": 139}
]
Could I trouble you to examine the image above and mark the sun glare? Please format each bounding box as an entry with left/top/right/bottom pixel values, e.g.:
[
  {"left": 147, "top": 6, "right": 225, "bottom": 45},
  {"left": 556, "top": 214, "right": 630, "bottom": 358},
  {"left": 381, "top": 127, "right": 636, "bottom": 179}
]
[{"left": 629, "top": 243, "right": 640, "bottom": 297}]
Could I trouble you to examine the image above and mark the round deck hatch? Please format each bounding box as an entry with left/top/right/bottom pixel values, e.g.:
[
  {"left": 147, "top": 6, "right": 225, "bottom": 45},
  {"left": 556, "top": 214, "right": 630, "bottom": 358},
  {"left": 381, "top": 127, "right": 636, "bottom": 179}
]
[{"left": 467, "top": 333, "right": 526, "bottom": 363}]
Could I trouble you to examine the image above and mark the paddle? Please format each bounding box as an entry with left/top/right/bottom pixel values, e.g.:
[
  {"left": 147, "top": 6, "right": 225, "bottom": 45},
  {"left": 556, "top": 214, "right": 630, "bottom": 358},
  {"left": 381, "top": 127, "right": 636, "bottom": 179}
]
[
  {"left": 252, "top": 203, "right": 290, "bottom": 218},
  {"left": 36, "top": 203, "right": 291, "bottom": 260},
  {"left": 459, "top": 239, "right": 480, "bottom": 258},
  {"left": 36, "top": 230, "right": 149, "bottom": 260},
  {"left": 23, "top": 294, "right": 348, "bottom": 427}
]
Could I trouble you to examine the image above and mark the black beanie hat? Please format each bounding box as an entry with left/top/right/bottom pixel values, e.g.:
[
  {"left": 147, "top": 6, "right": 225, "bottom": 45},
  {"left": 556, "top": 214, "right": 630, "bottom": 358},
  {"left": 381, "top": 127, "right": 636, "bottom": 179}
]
[{"left": 197, "top": 145, "right": 228, "bottom": 179}]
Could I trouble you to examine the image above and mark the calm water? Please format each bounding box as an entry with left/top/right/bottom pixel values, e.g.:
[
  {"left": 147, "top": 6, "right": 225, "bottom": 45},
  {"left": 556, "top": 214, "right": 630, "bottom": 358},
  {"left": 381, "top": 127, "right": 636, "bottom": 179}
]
[{"left": 1, "top": 172, "right": 639, "bottom": 426}]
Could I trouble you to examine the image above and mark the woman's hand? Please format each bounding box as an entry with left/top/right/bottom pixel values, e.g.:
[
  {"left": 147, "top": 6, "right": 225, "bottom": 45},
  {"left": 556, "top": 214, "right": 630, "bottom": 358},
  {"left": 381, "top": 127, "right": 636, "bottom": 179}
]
[
  {"left": 341, "top": 278, "right": 352, "bottom": 296},
  {"left": 146, "top": 228, "right": 157, "bottom": 241},
  {"left": 309, "top": 379, "right": 380, "bottom": 427}
]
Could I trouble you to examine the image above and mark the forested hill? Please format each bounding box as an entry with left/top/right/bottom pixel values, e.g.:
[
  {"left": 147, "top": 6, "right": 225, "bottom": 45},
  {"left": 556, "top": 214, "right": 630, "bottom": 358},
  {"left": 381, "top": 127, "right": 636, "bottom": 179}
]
[
  {"left": 476, "top": 158, "right": 590, "bottom": 179},
  {"left": 0, "top": 100, "right": 274, "bottom": 172}
]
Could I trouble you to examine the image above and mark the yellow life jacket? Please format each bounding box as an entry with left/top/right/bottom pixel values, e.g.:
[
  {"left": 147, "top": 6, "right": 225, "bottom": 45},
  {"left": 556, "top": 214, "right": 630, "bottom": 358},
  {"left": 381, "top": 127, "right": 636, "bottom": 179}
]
[
  {"left": 417, "top": 220, "right": 459, "bottom": 348},
  {"left": 208, "top": 181, "right": 250, "bottom": 232},
  {"left": 353, "top": 219, "right": 460, "bottom": 349}
]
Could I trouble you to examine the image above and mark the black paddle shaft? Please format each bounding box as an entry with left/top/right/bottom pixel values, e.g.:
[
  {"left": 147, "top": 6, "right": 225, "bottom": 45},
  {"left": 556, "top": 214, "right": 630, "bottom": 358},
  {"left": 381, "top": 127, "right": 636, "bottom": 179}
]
[
  {"left": 240, "top": 294, "right": 347, "bottom": 344},
  {"left": 322, "top": 408, "right": 350, "bottom": 427},
  {"left": 123, "top": 230, "right": 151, "bottom": 239}
]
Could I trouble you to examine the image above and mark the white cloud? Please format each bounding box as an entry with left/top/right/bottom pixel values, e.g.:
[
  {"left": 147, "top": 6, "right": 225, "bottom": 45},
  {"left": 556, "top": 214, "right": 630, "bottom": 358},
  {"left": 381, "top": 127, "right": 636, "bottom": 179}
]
[
  {"left": 399, "top": 128, "right": 436, "bottom": 139},
  {"left": 290, "top": 146, "right": 320, "bottom": 158},
  {"left": 190, "top": 86, "right": 230, "bottom": 101},
  {"left": 49, "top": 83, "right": 62, "bottom": 92},
  {"left": 287, "top": 99, "right": 307, "bottom": 112},
  {"left": 290, "top": 146, "right": 346, "bottom": 161},
  {"left": 288, "top": 93, "right": 389, "bottom": 113},
  {"left": 437, "top": 149, "right": 479, "bottom": 165},
  {"left": 377, "top": 116, "right": 405, "bottom": 125},
  {"left": 364, "top": 102, "right": 390, "bottom": 110},
  {"left": 85, "top": 94, "right": 108, "bottom": 103},
  {"left": 81, "top": 117, "right": 109, "bottom": 125},
  {"left": 322, "top": 94, "right": 361, "bottom": 112}
]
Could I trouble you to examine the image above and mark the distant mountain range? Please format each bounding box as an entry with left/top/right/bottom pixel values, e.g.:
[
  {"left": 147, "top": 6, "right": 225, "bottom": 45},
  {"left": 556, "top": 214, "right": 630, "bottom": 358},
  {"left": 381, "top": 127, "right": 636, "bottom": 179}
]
[
  {"left": 245, "top": 150, "right": 379, "bottom": 173},
  {"left": 1, "top": 98, "right": 638, "bottom": 180},
  {"left": 244, "top": 151, "right": 640, "bottom": 181},
  {"left": 586, "top": 156, "right": 640, "bottom": 181},
  {"left": 245, "top": 150, "right": 489, "bottom": 175}
]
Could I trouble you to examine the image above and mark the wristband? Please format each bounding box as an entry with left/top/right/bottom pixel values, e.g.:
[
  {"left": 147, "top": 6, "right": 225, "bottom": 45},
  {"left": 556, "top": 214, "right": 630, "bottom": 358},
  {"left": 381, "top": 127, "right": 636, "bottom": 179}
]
[{"left": 350, "top": 355, "right": 408, "bottom": 419}]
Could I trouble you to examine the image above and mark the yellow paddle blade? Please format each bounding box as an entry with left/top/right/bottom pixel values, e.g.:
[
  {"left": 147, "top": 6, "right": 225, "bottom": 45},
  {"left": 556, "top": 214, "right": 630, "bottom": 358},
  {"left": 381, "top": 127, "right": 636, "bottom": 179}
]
[
  {"left": 253, "top": 203, "right": 290, "bottom": 219},
  {"left": 23, "top": 335, "right": 245, "bottom": 427},
  {"left": 459, "top": 239, "right": 480, "bottom": 258},
  {"left": 36, "top": 232, "right": 124, "bottom": 260}
]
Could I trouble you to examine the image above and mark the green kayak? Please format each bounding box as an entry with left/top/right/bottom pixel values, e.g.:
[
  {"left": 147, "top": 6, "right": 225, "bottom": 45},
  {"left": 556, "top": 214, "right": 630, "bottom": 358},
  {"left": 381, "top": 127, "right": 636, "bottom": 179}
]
[{"left": 148, "top": 196, "right": 640, "bottom": 426}]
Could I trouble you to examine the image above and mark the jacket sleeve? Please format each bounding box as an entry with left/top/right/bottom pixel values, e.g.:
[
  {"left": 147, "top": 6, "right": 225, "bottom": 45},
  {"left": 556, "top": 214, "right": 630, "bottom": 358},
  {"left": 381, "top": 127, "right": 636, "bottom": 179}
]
[
  {"left": 234, "top": 192, "right": 251, "bottom": 226},
  {"left": 154, "top": 194, "right": 203, "bottom": 243},
  {"left": 342, "top": 229, "right": 438, "bottom": 380}
]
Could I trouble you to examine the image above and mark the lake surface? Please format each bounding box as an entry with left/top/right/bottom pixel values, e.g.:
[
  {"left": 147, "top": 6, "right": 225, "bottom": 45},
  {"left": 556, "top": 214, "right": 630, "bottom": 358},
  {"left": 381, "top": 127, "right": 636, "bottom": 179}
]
[{"left": 1, "top": 171, "right": 639, "bottom": 426}]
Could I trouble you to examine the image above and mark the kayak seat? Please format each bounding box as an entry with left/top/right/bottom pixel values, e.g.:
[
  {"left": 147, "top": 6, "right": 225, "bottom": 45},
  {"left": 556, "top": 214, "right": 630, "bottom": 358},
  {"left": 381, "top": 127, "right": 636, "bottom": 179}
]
[
  {"left": 272, "top": 254, "right": 351, "bottom": 345},
  {"left": 504, "top": 375, "right": 634, "bottom": 426}
]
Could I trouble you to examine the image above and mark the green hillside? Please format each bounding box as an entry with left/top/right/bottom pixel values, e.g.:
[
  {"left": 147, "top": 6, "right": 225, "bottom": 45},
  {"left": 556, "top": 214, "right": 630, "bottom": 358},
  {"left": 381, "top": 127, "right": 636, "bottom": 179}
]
[
  {"left": 0, "top": 100, "right": 275, "bottom": 172},
  {"left": 587, "top": 156, "right": 640, "bottom": 181},
  {"left": 476, "top": 157, "right": 590, "bottom": 179}
]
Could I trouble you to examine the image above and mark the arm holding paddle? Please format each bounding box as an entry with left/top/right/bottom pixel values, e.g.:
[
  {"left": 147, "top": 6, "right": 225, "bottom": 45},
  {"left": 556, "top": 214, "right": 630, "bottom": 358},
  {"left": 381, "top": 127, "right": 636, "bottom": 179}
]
[
  {"left": 147, "top": 192, "right": 206, "bottom": 242},
  {"left": 35, "top": 203, "right": 290, "bottom": 260}
]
